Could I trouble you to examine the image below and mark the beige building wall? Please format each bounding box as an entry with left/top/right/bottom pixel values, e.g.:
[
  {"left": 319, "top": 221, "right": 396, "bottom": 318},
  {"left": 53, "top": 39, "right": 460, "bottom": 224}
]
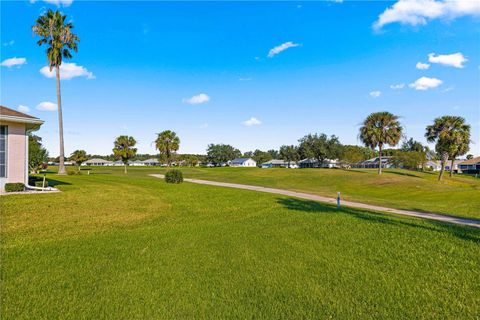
[{"left": 1, "top": 121, "right": 27, "bottom": 187}]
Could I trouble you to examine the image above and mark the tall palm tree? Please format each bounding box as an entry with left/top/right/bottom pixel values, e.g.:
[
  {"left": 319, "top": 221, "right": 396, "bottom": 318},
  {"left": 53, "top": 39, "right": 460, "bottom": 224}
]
[
  {"left": 113, "top": 136, "right": 137, "bottom": 174},
  {"left": 155, "top": 130, "right": 180, "bottom": 166},
  {"left": 359, "top": 112, "right": 403, "bottom": 174},
  {"left": 33, "top": 9, "right": 79, "bottom": 175},
  {"left": 425, "top": 116, "right": 470, "bottom": 180}
]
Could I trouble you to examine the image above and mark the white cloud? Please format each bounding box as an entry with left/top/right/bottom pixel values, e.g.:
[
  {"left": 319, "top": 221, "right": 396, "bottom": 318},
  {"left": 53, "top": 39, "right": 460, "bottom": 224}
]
[
  {"left": 416, "top": 62, "right": 430, "bottom": 70},
  {"left": 268, "top": 41, "right": 300, "bottom": 58},
  {"left": 242, "top": 117, "right": 262, "bottom": 126},
  {"left": 3, "top": 40, "right": 14, "bottom": 47},
  {"left": 40, "top": 62, "right": 95, "bottom": 80},
  {"left": 428, "top": 52, "right": 467, "bottom": 68},
  {"left": 369, "top": 90, "right": 381, "bottom": 98},
  {"left": 374, "top": 0, "right": 480, "bottom": 30},
  {"left": 36, "top": 101, "right": 57, "bottom": 111},
  {"left": 409, "top": 76, "right": 443, "bottom": 90},
  {"left": 390, "top": 83, "right": 405, "bottom": 89},
  {"left": 1, "top": 57, "right": 27, "bottom": 67},
  {"left": 31, "top": 0, "right": 73, "bottom": 6},
  {"left": 182, "top": 93, "right": 210, "bottom": 105},
  {"left": 18, "top": 105, "right": 30, "bottom": 113},
  {"left": 200, "top": 123, "right": 209, "bottom": 129}
]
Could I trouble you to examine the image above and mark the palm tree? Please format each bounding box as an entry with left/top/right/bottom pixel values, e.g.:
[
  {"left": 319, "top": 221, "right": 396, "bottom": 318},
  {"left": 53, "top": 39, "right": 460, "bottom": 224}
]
[
  {"left": 113, "top": 136, "right": 137, "bottom": 174},
  {"left": 155, "top": 130, "right": 180, "bottom": 166},
  {"left": 33, "top": 9, "right": 79, "bottom": 175},
  {"left": 426, "top": 116, "right": 470, "bottom": 180},
  {"left": 359, "top": 112, "right": 403, "bottom": 174},
  {"left": 70, "top": 150, "right": 88, "bottom": 171}
]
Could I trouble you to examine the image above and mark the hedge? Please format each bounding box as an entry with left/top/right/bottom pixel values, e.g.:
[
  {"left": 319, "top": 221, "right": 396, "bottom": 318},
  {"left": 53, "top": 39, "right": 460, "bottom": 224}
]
[{"left": 5, "top": 183, "right": 25, "bottom": 192}]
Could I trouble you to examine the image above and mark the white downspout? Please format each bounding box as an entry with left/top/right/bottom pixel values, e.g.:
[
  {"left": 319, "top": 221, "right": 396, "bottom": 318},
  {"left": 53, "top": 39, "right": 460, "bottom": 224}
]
[{"left": 24, "top": 129, "right": 58, "bottom": 192}]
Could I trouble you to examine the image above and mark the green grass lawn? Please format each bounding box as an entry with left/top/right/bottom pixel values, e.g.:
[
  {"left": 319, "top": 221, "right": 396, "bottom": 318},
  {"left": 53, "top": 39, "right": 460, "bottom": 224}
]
[
  {"left": 148, "top": 166, "right": 479, "bottom": 220},
  {"left": 1, "top": 168, "right": 479, "bottom": 318}
]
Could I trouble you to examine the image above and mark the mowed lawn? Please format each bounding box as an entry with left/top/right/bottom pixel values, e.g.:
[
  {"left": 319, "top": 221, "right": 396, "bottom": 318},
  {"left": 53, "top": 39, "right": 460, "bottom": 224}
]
[
  {"left": 151, "top": 167, "right": 480, "bottom": 220},
  {"left": 1, "top": 169, "right": 479, "bottom": 319}
]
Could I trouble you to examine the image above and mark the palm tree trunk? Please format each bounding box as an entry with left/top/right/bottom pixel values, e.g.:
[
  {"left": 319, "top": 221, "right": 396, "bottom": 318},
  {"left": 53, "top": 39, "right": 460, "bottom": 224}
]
[
  {"left": 56, "top": 65, "right": 66, "bottom": 175},
  {"left": 124, "top": 163, "right": 127, "bottom": 174},
  {"left": 438, "top": 152, "right": 448, "bottom": 181},
  {"left": 449, "top": 157, "right": 455, "bottom": 177},
  {"left": 378, "top": 145, "right": 383, "bottom": 175}
]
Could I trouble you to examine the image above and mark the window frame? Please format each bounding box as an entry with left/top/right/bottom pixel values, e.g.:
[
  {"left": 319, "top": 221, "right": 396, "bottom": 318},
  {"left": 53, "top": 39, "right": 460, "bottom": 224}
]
[{"left": 0, "top": 125, "right": 7, "bottom": 178}]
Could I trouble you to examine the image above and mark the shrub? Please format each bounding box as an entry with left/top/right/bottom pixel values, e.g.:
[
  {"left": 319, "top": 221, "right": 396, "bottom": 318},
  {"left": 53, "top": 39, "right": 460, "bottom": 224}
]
[
  {"left": 35, "top": 180, "right": 49, "bottom": 188},
  {"left": 5, "top": 183, "right": 25, "bottom": 192},
  {"left": 165, "top": 169, "right": 183, "bottom": 184},
  {"left": 67, "top": 170, "right": 82, "bottom": 175}
]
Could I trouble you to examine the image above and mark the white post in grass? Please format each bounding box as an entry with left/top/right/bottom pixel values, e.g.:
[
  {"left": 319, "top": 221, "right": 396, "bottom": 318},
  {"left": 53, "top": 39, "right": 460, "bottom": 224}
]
[{"left": 337, "top": 192, "right": 341, "bottom": 209}]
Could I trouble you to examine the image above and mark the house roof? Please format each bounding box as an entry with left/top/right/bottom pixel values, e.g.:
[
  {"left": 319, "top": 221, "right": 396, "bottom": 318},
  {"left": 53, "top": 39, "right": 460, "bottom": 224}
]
[
  {"left": 0, "top": 106, "right": 38, "bottom": 119},
  {"left": 0, "top": 105, "right": 44, "bottom": 129},
  {"left": 84, "top": 158, "right": 112, "bottom": 164},
  {"left": 459, "top": 156, "right": 480, "bottom": 165},
  {"left": 299, "top": 158, "right": 338, "bottom": 164},
  {"left": 143, "top": 158, "right": 159, "bottom": 163},
  {"left": 360, "top": 157, "right": 391, "bottom": 164},
  {"left": 262, "top": 159, "right": 286, "bottom": 165},
  {"left": 231, "top": 157, "right": 255, "bottom": 164}
]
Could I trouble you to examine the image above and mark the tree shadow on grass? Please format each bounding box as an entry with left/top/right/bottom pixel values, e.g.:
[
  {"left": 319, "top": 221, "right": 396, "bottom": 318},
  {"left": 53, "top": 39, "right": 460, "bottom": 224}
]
[
  {"left": 276, "top": 198, "right": 480, "bottom": 243},
  {"left": 45, "top": 178, "right": 72, "bottom": 187},
  {"left": 383, "top": 170, "right": 422, "bottom": 178}
]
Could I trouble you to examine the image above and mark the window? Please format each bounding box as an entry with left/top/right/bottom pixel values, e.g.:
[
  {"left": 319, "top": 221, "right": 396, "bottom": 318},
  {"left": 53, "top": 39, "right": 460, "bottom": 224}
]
[{"left": 0, "top": 125, "right": 7, "bottom": 178}]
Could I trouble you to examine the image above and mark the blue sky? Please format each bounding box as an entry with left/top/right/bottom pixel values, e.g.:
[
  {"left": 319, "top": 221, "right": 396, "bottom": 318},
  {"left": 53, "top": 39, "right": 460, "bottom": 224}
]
[{"left": 1, "top": 0, "right": 479, "bottom": 156}]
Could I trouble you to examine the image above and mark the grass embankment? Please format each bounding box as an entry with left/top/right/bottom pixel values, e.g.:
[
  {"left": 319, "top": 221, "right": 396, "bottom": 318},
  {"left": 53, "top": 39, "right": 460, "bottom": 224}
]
[
  {"left": 1, "top": 169, "right": 479, "bottom": 318},
  {"left": 151, "top": 167, "right": 480, "bottom": 219}
]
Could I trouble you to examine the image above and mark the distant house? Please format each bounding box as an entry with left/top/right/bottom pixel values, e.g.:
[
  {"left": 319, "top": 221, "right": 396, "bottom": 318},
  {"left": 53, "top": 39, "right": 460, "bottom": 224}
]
[
  {"left": 112, "top": 160, "right": 124, "bottom": 166},
  {"left": 230, "top": 158, "right": 257, "bottom": 167},
  {"left": 298, "top": 158, "right": 338, "bottom": 169},
  {"left": 424, "top": 160, "right": 465, "bottom": 173},
  {"left": 129, "top": 160, "right": 145, "bottom": 166},
  {"left": 143, "top": 158, "right": 159, "bottom": 166},
  {"left": 458, "top": 157, "right": 480, "bottom": 174},
  {"left": 352, "top": 157, "right": 392, "bottom": 169},
  {"left": 426, "top": 161, "right": 442, "bottom": 171},
  {"left": 82, "top": 158, "right": 113, "bottom": 166},
  {"left": 261, "top": 159, "right": 298, "bottom": 168},
  {"left": 445, "top": 160, "right": 463, "bottom": 173},
  {"left": 0, "top": 106, "right": 44, "bottom": 191}
]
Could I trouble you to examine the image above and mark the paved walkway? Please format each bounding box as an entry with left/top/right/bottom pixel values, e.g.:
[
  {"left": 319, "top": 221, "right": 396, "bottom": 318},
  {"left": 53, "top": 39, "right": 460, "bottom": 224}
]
[{"left": 150, "top": 174, "right": 480, "bottom": 229}]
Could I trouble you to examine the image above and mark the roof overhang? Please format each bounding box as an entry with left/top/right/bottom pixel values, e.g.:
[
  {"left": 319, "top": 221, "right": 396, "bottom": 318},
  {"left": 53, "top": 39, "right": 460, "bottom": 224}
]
[{"left": 0, "top": 115, "right": 44, "bottom": 131}]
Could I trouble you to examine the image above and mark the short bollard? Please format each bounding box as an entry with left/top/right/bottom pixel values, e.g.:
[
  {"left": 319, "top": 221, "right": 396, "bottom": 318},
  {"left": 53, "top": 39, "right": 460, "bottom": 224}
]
[{"left": 337, "top": 192, "right": 341, "bottom": 209}]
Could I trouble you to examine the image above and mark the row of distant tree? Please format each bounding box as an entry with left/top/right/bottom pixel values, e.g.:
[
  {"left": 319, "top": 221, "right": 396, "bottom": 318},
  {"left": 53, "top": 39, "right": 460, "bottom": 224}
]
[{"left": 32, "top": 112, "right": 471, "bottom": 181}]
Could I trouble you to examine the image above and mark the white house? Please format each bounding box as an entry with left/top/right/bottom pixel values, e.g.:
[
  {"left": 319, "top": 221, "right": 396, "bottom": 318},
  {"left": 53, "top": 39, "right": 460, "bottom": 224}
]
[
  {"left": 143, "top": 158, "right": 160, "bottom": 166},
  {"left": 351, "top": 157, "right": 392, "bottom": 169},
  {"left": 82, "top": 158, "right": 113, "bottom": 166},
  {"left": 261, "top": 159, "right": 298, "bottom": 168},
  {"left": 230, "top": 158, "right": 257, "bottom": 167},
  {"left": 426, "top": 160, "right": 463, "bottom": 172},
  {"left": 129, "top": 160, "right": 145, "bottom": 166},
  {"left": 0, "top": 106, "right": 44, "bottom": 191},
  {"left": 298, "top": 158, "right": 339, "bottom": 168},
  {"left": 426, "top": 161, "right": 442, "bottom": 171}
]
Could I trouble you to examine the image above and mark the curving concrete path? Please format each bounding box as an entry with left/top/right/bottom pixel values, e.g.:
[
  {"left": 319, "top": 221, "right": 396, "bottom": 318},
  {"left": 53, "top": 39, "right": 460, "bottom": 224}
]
[{"left": 150, "top": 174, "right": 480, "bottom": 229}]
